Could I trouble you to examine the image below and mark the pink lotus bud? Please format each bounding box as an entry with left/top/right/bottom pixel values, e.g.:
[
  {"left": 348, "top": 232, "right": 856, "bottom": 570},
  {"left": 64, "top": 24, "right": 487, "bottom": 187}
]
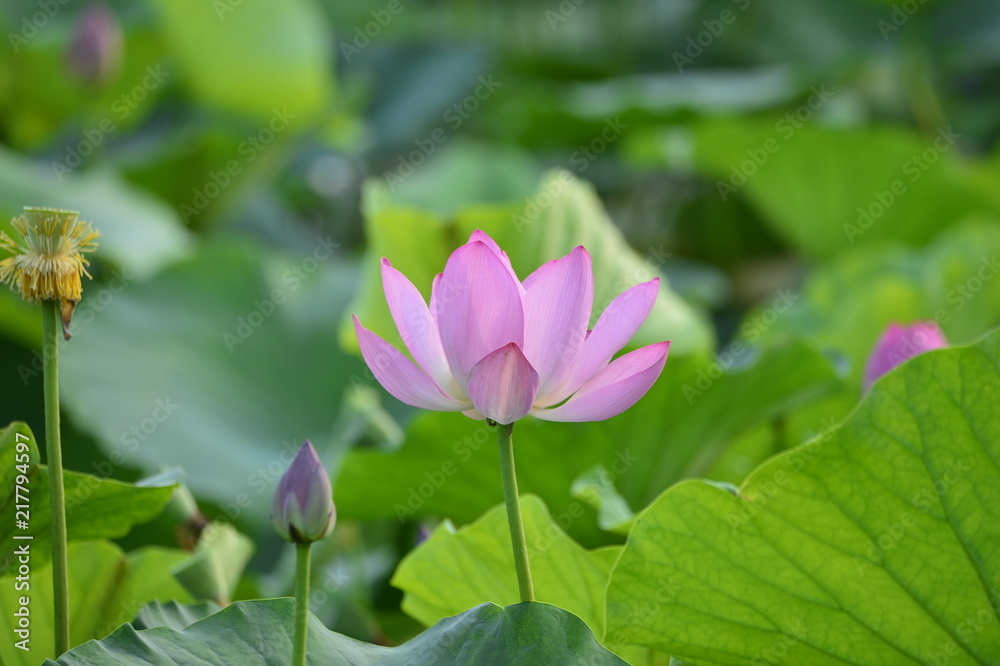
[
  {"left": 271, "top": 441, "right": 336, "bottom": 543},
  {"left": 66, "top": 2, "right": 123, "bottom": 87},
  {"left": 863, "top": 321, "right": 948, "bottom": 392}
]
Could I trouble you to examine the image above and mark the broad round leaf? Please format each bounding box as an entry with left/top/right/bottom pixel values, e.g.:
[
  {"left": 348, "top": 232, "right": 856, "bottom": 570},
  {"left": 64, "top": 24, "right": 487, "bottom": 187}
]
[
  {"left": 52, "top": 599, "right": 627, "bottom": 665},
  {"left": 606, "top": 332, "right": 1000, "bottom": 664}
]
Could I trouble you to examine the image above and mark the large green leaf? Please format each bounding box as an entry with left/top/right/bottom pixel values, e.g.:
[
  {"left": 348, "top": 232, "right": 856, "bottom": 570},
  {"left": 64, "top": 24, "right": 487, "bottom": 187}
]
[
  {"left": 335, "top": 340, "right": 841, "bottom": 545},
  {"left": 605, "top": 332, "right": 1000, "bottom": 664},
  {"left": 52, "top": 598, "right": 626, "bottom": 665},
  {"left": 393, "top": 495, "right": 619, "bottom": 637},
  {"left": 58, "top": 241, "right": 366, "bottom": 521},
  {"left": 342, "top": 170, "right": 714, "bottom": 357},
  {"left": 655, "top": 118, "right": 998, "bottom": 257},
  {"left": 147, "top": 0, "right": 333, "bottom": 121},
  {"left": 0, "top": 540, "right": 192, "bottom": 666},
  {"left": 0, "top": 422, "right": 176, "bottom": 575}
]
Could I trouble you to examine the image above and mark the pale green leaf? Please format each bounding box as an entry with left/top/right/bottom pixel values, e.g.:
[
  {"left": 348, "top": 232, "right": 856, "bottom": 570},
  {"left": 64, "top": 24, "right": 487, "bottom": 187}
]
[
  {"left": 0, "top": 541, "right": 192, "bottom": 666},
  {"left": 392, "top": 495, "right": 620, "bottom": 638},
  {"left": 146, "top": 0, "right": 333, "bottom": 121}
]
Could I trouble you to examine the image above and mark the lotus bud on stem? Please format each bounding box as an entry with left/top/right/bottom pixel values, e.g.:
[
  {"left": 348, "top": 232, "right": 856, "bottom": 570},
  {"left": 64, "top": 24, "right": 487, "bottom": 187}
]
[{"left": 271, "top": 440, "right": 336, "bottom": 666}]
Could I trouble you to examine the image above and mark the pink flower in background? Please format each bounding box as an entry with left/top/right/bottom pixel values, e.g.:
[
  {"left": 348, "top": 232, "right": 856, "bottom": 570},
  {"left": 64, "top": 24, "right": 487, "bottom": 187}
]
[
  {"left": 863, "top": 321, "right": 948, "bottom": 392},
  {"left": 354, "top": 230, "right": 669, "bottom": 424},
  {"left": 66, "top": 2, "right": 123, "bottom": 87}
]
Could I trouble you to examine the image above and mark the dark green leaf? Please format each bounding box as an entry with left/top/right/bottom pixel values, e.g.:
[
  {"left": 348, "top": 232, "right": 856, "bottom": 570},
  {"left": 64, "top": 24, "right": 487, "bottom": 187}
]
[
  {"left": 53, "top": 599, "right": 627, "bottom": 665},
  {"left": 0, "top": 422, "right": 176, "bottom": 575},
  {"left": 133, "top": 600, "right": 222, "bottom": 631}
]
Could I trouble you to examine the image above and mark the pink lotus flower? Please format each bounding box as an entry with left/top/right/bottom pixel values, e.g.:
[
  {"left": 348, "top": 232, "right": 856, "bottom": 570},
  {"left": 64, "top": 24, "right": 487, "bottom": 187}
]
[
  {"left": 863, "top": 321, "right": 948, "bottom": 392},
  {"left": 353, "top": 230, "right": 669, "bottom": 424}
]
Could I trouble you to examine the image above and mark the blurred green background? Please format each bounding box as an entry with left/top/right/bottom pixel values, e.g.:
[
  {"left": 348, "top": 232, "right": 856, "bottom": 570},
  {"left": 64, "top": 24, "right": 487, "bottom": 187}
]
[{"left": 2, "top": 0, "right": 1000, "bottom": 648}]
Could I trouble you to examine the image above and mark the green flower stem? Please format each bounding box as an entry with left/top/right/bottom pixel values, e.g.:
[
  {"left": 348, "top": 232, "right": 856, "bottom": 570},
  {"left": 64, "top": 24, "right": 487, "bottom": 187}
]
[
  {"left": 292, "top": 542, "right": 312, "bottom": 666},
  {"left": 42, "top": 300, "right": 70, "bottom": 655},
  {"left": 496, "top": 422, "right": 534, "bottom": 602}
]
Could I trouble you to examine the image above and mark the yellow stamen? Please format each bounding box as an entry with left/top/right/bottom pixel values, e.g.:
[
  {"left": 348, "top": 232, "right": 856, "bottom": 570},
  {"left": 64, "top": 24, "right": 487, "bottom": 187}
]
[{"left": 0, "top": 207, "right": 100, "bottom": 305}]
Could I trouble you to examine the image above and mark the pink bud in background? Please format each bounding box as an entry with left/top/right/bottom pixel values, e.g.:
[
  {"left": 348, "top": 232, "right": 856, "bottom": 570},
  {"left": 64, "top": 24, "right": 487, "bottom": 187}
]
[
  {"left": 863, "top": 321, "right": 948, "bottom": 392},
  {"left": 66, "top": 2, "right": 123, "bottom": 88},
  {"left": 271, "top": 441, "right": 336, "bottom": 544},
  {"left": 354, "top": 230, "right": 669, "bottom": 424}
]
